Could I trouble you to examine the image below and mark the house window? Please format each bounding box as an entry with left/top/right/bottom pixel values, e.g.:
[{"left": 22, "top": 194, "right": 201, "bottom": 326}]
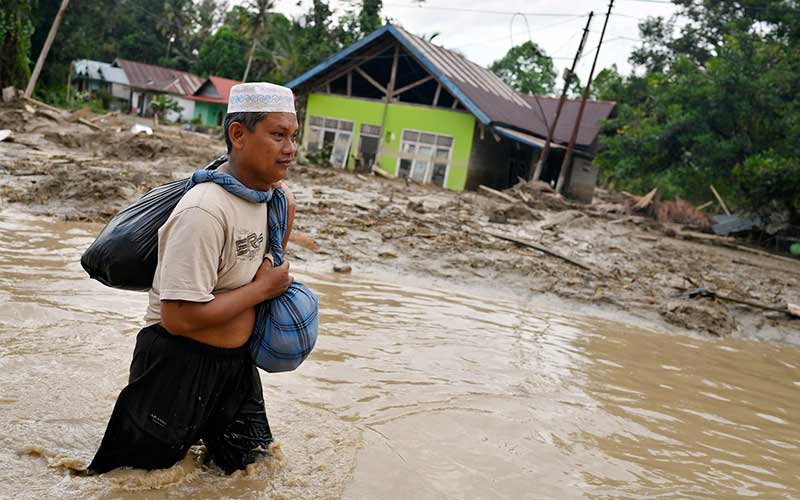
[
  {"left": 305, "top": 115, "right": 354, "bottom": 168},
  {"left": 396, "top": 130, "right": 454, "bottom": 187}
]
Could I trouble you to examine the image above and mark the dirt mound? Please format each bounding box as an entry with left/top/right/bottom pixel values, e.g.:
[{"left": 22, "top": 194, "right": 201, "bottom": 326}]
[
  {"left": 44, "top": 131, "right": 94, "bottom": 149},
  {"left": 660, "top": 299, "right": 737, "bottom": 337},
  {"left": 104, "top": 133, "right": 172, "bottom": 160}
]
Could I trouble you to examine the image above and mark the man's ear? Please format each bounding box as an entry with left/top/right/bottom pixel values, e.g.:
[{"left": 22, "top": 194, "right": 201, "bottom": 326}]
[{"left": 228, "top": 121, "right": 247, "bottom": 151}]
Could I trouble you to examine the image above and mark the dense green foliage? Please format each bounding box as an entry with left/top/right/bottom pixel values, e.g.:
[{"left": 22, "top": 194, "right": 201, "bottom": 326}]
[
  {"left": 489, "top": 41, "right": 557, "bottom": 95},
  {"left": 596, "top": 0, "right": 800, "bottom": 221},
  {"left": 0, "top": 0, "right": 33, "bottom": 89},
  {"left": 8, "top": 0, "right": 393, "bottom": 96}
]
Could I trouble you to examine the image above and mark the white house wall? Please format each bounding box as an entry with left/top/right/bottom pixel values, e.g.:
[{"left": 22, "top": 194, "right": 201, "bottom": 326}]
[
  {"left": 168, "top": 96, "right": 195, "bottom": 122},
  {"left": 111, "top": 83, "right": 131, "bottom": 100}
]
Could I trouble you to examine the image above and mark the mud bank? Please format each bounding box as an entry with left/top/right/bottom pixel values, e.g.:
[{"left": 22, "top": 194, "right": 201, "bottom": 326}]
[{"left": 0, "top": 102, "right": 798, "bottom": 342}]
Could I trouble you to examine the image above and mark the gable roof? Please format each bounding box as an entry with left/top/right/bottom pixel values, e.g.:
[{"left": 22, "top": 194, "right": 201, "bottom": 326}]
[
  {"left": 72, "top": 59, "right": 129, "bottom": 85},
  {"left": 113, "top": 59, "right": 205, "bottom": 96},
  {"left": 190, "top": 75, "right": 241, "bottom": 104},
  {"left": 286, "top": 23, "right": 615, "bottom": 148}
]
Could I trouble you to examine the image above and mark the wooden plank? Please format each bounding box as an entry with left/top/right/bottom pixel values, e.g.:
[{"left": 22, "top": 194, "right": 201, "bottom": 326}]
[
  {"left": 89, "top": 110, "right": 119, "bottom": 122},
  {"left": 388, "top": 45, "right": 399, "bottom": 97},
  {"left": 347, "top": 71, "right": 352, "bottom": 96},
  {"left": 77, "top": 117, "right": 102, "bottom": 131},
  {"left": 22, "top": 95, "right": 67, "bottom": 115},
  {"left": 479, "top": 184, "right": 516, "bottom": 203},
  {"left": 633, "top": 187, "right": 658, "bottom": 211},
  {"left": 710, "top": 184, "right": 731, "bottom": 215},
  {"left": 451, "top": 98, "right": 459, "bottom": 109},
  {"left": 371, "top": 165, "right": 395, "bottom": 178},
  {"left": 696, "top": 200, "right": 713, "bottom": 211},
  {"left": 484, "top": 230, "right": 592, "bottom": 271},
  {"left": 432, "top": 82, "right": 441, "bottom": 106},
  {"left": 392, "top": 75, "right": 434, "bottom": 97},
  {"left": 355, "top": 67, "right": 387, "bottom": 95}
]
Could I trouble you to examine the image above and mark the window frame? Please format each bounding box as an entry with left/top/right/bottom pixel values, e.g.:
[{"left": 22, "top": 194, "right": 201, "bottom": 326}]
[
  {"left": 304, "top": 115, "right": 355, "bottom": 169},
  {"left": 395, "top": 128, "right": 455, "bottom": 188}
]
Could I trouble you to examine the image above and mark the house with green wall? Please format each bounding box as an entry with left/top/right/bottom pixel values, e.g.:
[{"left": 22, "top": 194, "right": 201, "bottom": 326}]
[
  {"left": 189, "top": 75, "right": 241, "bottom": 126},
  {"left": 286, "top": 24, "right": 615, "bottom": 200}
]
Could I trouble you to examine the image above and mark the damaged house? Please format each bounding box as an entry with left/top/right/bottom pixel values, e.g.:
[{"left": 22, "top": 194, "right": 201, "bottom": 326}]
[{"left": 287, "top": 23, "right": 615, "bottom": 200}]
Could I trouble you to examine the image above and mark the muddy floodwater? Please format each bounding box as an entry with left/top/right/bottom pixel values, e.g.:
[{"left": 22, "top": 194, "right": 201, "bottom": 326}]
[{"left": 0, "top": 208, "right": 799, "bottom": 500}]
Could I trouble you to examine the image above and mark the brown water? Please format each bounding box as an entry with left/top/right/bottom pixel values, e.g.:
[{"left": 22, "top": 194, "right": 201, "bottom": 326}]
[{"left": 0, "top": 208, "right": 799, "bottom": 500}]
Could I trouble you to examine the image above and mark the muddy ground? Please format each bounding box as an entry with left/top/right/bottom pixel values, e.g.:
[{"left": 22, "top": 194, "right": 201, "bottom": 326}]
[{"left": 1, "top": 101, "right": 798, "bottom": 342}]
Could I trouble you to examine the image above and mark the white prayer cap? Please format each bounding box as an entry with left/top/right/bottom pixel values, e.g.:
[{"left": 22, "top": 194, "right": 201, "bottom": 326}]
[{"left": 227, "top": 82, "right": 295, "bottom": 114}]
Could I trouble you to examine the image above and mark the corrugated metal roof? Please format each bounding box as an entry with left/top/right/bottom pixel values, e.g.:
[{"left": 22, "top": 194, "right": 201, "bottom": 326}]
[
  {"left": 72, "top": 59, "right": 129, "bottom": 85},
  {"left": 286, "top": 23, "right": 615, "bottom": 147},
  {"left": 189, "top": 75, "right": 241, "bottom": 104},
  {"left": 114, "top": 59, "right": 204, "bottom": 96},
  {"left": 393, "top": 26, "right": 532, "bottom": 110}
]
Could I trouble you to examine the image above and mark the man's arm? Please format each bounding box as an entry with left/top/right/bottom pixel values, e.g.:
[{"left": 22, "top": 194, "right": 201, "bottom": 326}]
[
  {"left": 276, "top": 183, "right": 295, "bottom": 252},
  {"left": 161, "top": 260, "right": 292, "bottom": 335}
]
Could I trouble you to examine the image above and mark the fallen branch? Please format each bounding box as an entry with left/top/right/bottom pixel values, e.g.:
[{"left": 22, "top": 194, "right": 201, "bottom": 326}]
[
  {"left": 677, "top": 229, "right": 800, "bottom": 269},
  {"left": 678, "top": 286, "right": 800, "bottom": 318},
  {"left": 479, "top": 184, "right": 517, "bottom": 203},
  {"left": 484, "top": 229, "right": 592, "bottom": 271}
]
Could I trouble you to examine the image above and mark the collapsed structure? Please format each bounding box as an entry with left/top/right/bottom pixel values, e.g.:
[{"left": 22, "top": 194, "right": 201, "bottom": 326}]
[{"left": 287, "top": 24, "right": 615, "bottom": 197}]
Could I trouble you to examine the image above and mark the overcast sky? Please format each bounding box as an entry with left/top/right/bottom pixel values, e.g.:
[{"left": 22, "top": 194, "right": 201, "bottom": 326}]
[{"left": 266, "top": 0, "right": 679, "bottom": 79}]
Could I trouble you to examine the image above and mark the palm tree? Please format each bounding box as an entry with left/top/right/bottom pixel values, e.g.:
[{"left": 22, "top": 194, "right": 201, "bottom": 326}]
[{"left": 242, "top": 0, "right": 274, "bottom": 82}]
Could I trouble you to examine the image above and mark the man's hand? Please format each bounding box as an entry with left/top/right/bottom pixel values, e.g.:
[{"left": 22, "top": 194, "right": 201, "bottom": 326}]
[{"left": 253, "top": 259, "right": 293, "bottom": 300}]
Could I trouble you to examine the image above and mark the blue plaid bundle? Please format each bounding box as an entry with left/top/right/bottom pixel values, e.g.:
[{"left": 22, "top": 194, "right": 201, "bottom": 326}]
[{"left": 186, "top": 170, "right": 319, "bottom": 373}]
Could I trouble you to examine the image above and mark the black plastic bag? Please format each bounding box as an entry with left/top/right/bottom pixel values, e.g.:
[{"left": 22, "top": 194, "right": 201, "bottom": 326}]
[{"left": 81, "top": 157, "right": 225, "bottom": 291}]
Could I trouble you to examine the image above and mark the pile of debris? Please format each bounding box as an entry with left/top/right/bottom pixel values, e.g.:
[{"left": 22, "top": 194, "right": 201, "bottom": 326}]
[{"left": 0, "top": 89, "right": 223, "bottom": 220}]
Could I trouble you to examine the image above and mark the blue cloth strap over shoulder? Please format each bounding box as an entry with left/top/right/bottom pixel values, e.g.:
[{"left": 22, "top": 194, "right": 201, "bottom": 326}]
[
  {"left": 184, "top": 169, "right": 274, "bottom": 204},
  {"left": 184, "top": 163, "right": 318, "bottom": 373}
]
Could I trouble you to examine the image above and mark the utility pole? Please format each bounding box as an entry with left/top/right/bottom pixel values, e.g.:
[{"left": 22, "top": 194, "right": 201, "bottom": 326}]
[
  {"left": 531, "top": 11, "right": 594, "bottom": 183},
  {"left": 555, "top": 0, "right": 613, "bottom": 195},
  {"left": 24, "top": 0, "right": 70, "bottom": 99}
]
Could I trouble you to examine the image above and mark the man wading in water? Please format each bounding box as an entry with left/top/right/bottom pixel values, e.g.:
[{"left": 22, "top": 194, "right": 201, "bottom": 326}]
[{"left": 89, "top": 83, "right": 298, "bottom": 474}]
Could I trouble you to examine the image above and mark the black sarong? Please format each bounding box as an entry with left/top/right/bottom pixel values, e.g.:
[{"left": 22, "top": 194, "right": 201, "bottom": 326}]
[{"left": 89, "top": 324, "right": 273, "bottom": 474}]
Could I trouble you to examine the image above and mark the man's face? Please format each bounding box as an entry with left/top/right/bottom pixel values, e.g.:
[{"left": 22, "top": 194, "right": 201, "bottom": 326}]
[{"left": 239, "top": 112, "right": 299, "bottom": 185}]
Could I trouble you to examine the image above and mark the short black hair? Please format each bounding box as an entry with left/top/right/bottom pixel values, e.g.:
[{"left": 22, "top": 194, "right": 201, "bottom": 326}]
[{"left": 223, "top": 112, "right": 269, "bottom": 153}]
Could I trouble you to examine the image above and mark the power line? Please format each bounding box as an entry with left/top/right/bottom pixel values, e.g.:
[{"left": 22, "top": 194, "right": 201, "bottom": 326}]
[
  {"left": 617, "top": 0, "right": 800, "bottom": 13},
  {"left": 382, "top": 2, "right": 586, "bottom": 17}
]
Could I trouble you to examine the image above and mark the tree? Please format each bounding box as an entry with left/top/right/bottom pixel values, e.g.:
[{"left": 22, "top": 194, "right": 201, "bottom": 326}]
[
  {"left": 0, "top": 0, "right": 33, "bottom": 89},
  {"left": 595, "top": 1, "right": 800, "bottom": 222},
  {"left": 489, "top": 41, "right": 557, "bottom": 95},
  {"left": 241, "top": 0, "right": 274, "bottom": 82},
  {"left": 358, "top": 0, "right": 383, "bottom": 35},
  {"left": 150, "top": 94, "right": 181, "bottom": 125},
  {"left": 194, "top": 26, "right": 247, "bottom": 79}
]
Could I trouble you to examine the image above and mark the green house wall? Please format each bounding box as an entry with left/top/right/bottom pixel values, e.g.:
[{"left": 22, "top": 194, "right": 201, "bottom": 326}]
[
  {"left": 194, "top": 101, "right": 227, "bottom": 126},
  {"left": 304, "top": 93, "right": 476, "bottom": 191}
]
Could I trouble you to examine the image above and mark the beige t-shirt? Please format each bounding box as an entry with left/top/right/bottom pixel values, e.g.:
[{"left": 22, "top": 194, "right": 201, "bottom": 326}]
[{"left": 144, "top": 182, "right": 270, "bottom": 326}]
